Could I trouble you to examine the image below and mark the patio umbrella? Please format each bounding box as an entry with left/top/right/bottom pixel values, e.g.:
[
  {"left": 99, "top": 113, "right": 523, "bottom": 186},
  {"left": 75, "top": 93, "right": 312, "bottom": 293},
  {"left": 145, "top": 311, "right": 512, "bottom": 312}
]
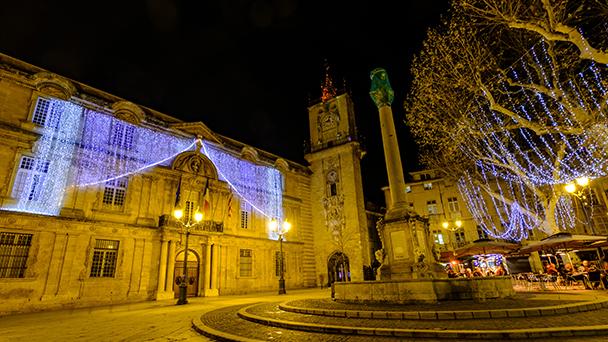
[
  {"left": 454, "top": 238, "right": 518, "bottom": 258},
  {"left": 520, "top": 232, "right": 607, "bottom": 253}
]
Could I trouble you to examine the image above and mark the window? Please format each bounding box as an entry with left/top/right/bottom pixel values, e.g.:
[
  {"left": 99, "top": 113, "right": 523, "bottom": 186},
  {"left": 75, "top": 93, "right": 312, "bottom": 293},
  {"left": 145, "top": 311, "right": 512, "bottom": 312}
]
[
  {"left": 424, "top": 183, "right": 433, "bottom": 190},
  {"left": 432, "top": 230, "right": 444, "bottom": 244},
  {"left": 31, "top": 97, "right": 61, "bottom": 129},
  {"left": 90, "top": 239, "right": 119, "bottom": 278},
  {"left": 0, "top": 232, "right": 33, "bottom": 278},
  {"left": 110, "top": 121, "right": 135, "bottom": 149},
  {"left": 275, "top": 251, "right": 285, "bottom": 277},
  {"left": 455, "top": 231, "right": 466, "bottom": 244},
  {"left": 239, "top": 249, "right": 252, "bottom": 277},
  {"left": 102, "top": 177, "right": 128, "bottom": 211},
  {"left": 589, "top": 188, "right": 600, "bottom": 205},
  {"left": 593, "top": 217, "right": 608, "bottom": 235},
  {"left": 406, "top": 186, "right": 411, "bottom": 193},
  {"left": 448, "top": 197, "right": 460, "bottom": 212},
  {"left": 427, "top": 200, "right": 438, "bottom": 215},
  {"left": 477, "top": 226, "right": 489, "bottom": 240},
  {"left": 12, "top": 156, "right": 50, "bottom": 201},
  {"left": 184, "top": 201, "right": 195, "bottom": 222},
  {"left": 240, "top": 202, "right": 251, "bottom": 229},
  {"left": 326, "top": 170, "right": 339, "bottom": 197}
]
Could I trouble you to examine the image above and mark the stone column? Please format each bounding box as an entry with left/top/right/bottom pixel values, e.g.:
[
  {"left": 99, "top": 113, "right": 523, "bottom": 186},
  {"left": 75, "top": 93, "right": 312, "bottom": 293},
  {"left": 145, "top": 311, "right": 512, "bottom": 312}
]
[
  {"left": 370, "top": 68, "right": 408, "bottom": 220},
  {"left": 370, "top": 68, "right": 446, "bottom": 281},
  {"left": 203, "top": 243, "right": 218, "bottom": 296},
  {"left": 210, "top": 244, "right": 219, "bottom": 290},
  {"left": 154, "top": 236, "right": 173, "bottom": 300},
  {"left": 166, "top": 240, "right": 176, "bottom": 293}
]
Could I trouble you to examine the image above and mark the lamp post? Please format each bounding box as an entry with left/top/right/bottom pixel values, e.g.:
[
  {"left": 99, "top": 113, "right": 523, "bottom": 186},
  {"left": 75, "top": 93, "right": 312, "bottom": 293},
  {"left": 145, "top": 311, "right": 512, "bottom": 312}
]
[
  {"left": 443, "top": 220, "right": 462, "bottom": 256},
  {"left": 173, "top": 207, "right": 203, "bottom": 305},
  {"left": 269, "top": 218, "right": 291, "bottom": 295},
  {"left": 565, "top": 177, "right": 597, "bottom": 236}
]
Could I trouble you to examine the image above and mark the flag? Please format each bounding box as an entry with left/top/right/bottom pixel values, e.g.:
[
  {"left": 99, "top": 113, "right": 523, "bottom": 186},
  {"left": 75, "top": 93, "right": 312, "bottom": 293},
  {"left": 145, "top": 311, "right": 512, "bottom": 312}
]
[
  {"left": 174, "top": 175, "right": 182, "bottom": 208},
  {"left": 203, "top": 178, "right": 210, "bottom": 212},
  {"left": 227, "top": 188, "right": 233, "bottom": 218}
]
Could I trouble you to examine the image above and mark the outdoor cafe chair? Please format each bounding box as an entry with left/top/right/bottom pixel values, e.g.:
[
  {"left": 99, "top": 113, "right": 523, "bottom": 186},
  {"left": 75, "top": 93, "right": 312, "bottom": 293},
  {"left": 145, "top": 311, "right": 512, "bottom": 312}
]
[
  {"left": 526, "top": 273, "right": 545, "bottom": 291},
  {"left": 566, "top": 274, "right": 586, "bottom": 290},
  {"left": 587, "top": 271, "right": 605, "bottom": 290},
  {"left": 543, "top": 274, "right": 561, "bottom": 291}
]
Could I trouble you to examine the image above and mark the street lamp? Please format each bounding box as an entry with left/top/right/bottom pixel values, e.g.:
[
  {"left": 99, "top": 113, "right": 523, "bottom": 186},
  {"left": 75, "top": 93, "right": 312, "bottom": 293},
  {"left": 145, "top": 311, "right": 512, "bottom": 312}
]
[
  {"left": 442, "top": 220, "right": 462, "bottom": 232},
  {"left": 173, "top": 207, "right": 203, "bottom": 305},
  {"left": 269, "top": 218, "right": 291, "bottom": 295},
  {"left": 565, "top": 177, "right": 597, "bottom": 236}
]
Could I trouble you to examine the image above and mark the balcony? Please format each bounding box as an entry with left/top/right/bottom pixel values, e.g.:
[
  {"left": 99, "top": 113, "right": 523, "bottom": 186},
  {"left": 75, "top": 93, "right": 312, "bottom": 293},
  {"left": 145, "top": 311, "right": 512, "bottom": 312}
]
[{"left": 159, "top": 214, "right": 224, "bottom": 233}]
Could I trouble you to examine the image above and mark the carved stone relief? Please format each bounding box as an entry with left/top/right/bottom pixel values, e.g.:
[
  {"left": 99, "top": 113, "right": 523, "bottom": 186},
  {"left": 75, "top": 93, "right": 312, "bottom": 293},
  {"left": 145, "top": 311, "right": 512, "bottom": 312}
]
[
  {"left": 322, "top": 194, "right": 345, "bottom": 234},
  {"left": 172, "top": 151, "right": 217, "bottom": 179}
]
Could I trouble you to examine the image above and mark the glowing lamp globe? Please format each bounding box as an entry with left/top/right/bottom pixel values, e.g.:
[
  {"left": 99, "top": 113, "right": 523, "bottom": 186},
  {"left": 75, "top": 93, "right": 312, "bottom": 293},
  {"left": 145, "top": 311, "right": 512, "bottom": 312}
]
[
  {"left": 194, "top": 212, "right": 203, "bottom": 222},
  {"left": 283, "top": 220, "right": 291, "bottom": 232},
  {"left": 174, "top": 209, "right": 183, "bottom": 220},
  {"left": 269, "top": 218, "right": 277, "bottom": 231},
  {"left": 576, "top": 177, "right": 589, "bottom": 186},
  {"left": 565, "top": 184, "right": 576, "bottom": 193}
]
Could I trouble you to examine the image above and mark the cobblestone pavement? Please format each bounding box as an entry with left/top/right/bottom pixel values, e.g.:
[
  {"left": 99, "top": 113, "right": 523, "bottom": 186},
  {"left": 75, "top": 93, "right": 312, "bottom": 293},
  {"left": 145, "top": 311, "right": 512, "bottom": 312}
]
[
  {"left": 197, "top": 299, "right": 608, "bottom": 342},
  {"left": 2, "top": 288, "right": 608, "bottom": 341},
  {"left": 246, "top": 301, "right": 608, "bottom": 330}
]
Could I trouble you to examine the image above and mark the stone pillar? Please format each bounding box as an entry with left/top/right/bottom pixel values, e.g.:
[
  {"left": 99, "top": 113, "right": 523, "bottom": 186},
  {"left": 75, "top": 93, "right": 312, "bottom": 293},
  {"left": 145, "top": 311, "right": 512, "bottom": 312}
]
[
  {"left": 202, "top": 243, "right": 218, "bottom": 296},
  {"left": 370, "top": 68, "right": 446, "bottom": 280},
  {"left": 202, "top": 244, "right": 219, "bottom": 296},
  {"left": 166, "top": 240, "right": 176, "bottom": 293},
  {"left": 155, "top": 236, "right": 173, "bottom": 300}
]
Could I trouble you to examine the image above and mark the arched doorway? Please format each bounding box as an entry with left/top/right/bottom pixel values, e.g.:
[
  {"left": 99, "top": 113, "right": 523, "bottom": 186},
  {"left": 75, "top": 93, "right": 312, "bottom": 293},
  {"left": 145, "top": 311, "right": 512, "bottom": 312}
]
[
  {"left": 173, "top": 250, "right": 199, "bottom": 298},
  {"left": 327, "top": 252, "right": 350, "bottom": 285}
]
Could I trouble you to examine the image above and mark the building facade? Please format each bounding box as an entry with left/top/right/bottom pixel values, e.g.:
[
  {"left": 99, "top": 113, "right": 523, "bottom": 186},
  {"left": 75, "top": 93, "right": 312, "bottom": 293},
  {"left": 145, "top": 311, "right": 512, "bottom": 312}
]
[{"left": 0, "top": 54, "right": 381, "bottom": 314}]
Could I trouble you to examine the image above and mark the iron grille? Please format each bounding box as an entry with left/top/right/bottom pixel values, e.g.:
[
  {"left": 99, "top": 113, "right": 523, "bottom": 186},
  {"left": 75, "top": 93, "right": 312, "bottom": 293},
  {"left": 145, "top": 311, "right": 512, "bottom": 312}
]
[{"left": 0, "top": 232, "right": 33, "bottom": 278}]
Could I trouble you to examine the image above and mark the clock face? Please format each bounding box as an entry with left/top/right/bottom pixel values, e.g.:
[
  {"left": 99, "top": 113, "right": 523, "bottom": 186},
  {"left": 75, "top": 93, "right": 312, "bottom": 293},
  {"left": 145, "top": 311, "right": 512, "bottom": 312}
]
[{"left": 323, "top": 115, "right": 335, "bottom": 128}]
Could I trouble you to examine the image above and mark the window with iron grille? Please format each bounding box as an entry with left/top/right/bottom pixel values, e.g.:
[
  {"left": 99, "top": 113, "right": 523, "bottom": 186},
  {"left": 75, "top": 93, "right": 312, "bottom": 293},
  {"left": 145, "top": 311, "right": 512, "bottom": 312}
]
[
  {"left": 102, "top": 177, "right": 128, "bottom": 211},
  {"left": 90, "top": 239, "right": 119, "bottom": 278},
  {"left": 0, "top": 232, "right": 33, "bottom": 278},
  {"left": 239, "top": 249, "right": 252, "bottom": 277},
  {"left": 275, "top": 251, "right": 285, "bottom": 277},
  {"left": 31, "top": 97, "right": 61, "bottom": 129},
  {"left": 448, "top": 197, "right": 460, "bottom": 212},
  {"left": 110, "top": 121, "right": 135, "bottom": 150},
  {"left": 12, "top": 156, "right": 50, "bottom": 201}
]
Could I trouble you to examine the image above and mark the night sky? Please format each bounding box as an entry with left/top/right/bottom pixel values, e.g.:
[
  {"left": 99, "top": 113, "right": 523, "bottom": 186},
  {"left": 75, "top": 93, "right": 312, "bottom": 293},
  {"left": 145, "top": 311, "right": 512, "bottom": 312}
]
[{"left": 0, "top": 0, "right": 450, "bottom": 204}]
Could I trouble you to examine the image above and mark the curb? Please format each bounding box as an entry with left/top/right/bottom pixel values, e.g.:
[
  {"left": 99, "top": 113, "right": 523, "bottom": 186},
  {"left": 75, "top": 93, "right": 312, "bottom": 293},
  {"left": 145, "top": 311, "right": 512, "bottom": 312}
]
[
  {"left": 279, "top": 294, "right": 608, "bottom": 320},
  {"left": 237, "top": 304, "right": 608, "bottom": 339}
]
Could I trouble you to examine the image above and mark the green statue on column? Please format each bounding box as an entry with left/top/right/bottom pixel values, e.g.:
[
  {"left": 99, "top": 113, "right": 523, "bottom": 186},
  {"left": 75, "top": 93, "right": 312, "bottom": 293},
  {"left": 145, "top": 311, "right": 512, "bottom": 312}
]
[{"left": 369, "top": 68, "right": 394, "bottom": 108}]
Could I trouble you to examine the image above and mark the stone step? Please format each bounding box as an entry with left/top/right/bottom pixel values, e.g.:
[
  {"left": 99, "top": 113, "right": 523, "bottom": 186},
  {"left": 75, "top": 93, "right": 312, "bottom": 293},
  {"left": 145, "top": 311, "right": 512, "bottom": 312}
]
[{"left": 192, "top": 292, "right": 608, "bottom": 341}]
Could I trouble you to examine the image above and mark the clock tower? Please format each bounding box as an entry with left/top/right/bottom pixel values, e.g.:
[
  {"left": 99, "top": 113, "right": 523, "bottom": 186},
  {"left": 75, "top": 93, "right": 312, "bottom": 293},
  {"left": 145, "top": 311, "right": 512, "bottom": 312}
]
[{"left": 304, "top": 72, "right": 370, "bottom": 284}]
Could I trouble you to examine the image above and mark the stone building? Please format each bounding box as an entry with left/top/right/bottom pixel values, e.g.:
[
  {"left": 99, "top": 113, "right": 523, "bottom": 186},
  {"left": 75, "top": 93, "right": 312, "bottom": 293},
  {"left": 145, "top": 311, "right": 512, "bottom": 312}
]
[{"left": 0, "top": 54, "right": 382, "bottom": 314}]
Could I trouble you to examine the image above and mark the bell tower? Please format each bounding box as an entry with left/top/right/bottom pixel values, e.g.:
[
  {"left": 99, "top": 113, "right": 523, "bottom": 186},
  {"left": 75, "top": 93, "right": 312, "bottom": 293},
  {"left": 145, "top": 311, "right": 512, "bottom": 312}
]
[{"left": 304, "top": 67, "right": 370, "bottom": 283}]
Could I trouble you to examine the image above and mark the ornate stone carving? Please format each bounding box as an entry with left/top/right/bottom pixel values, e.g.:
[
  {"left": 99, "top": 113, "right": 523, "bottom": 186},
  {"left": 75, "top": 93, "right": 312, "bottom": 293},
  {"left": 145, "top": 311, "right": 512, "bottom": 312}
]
[
  {"left": 172, "top": 151, "right": 217, "bottom": 178},
  {"left": 32, "top": 72, "right": 77, "bottom": 101},
  {"left": 112, "top": 101, "right": 145, "bottom": 125},
  {"left": 322, "top": 194, "right": 345, "bottom": 234}
]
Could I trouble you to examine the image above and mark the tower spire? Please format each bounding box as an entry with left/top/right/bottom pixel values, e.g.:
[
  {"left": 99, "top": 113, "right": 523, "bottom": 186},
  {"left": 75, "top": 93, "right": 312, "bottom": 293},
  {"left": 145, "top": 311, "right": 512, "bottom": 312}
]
[{"left": 321, "top": 59, "right": 337, "bottom": 102}]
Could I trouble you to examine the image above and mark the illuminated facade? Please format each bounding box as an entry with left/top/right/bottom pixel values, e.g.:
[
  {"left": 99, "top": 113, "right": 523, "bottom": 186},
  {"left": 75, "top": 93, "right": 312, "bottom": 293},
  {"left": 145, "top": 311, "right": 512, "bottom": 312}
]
[{"left": 1, "top": 54, "right": 385, "bottom": 314}]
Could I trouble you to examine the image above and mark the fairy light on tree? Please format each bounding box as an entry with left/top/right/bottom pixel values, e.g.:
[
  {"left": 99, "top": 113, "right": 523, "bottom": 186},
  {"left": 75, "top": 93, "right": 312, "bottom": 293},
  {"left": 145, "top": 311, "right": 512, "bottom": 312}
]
[{"left": 406, "top": 0, "right": 608, "bottom": 240}]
